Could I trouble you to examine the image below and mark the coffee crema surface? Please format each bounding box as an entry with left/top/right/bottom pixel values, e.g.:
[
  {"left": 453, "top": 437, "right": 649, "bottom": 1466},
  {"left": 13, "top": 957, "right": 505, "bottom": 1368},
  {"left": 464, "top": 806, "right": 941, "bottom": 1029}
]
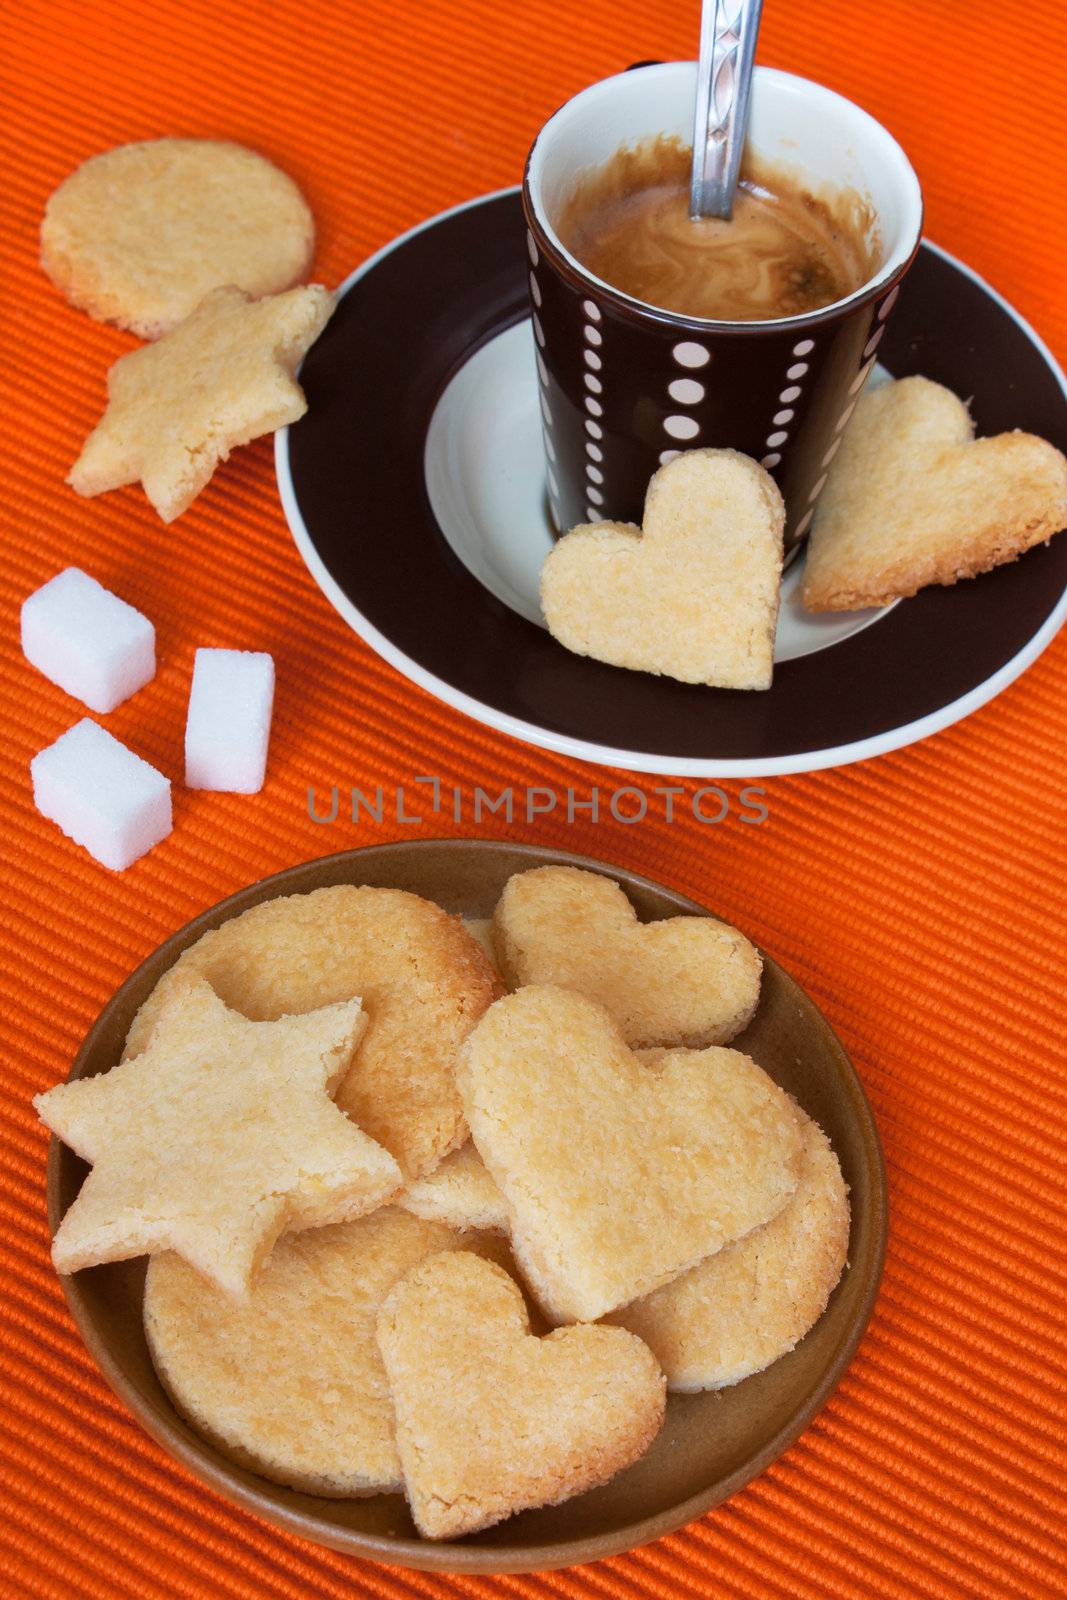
[{"left": 555, "top": 137, "right": 879, "bottom": 322}]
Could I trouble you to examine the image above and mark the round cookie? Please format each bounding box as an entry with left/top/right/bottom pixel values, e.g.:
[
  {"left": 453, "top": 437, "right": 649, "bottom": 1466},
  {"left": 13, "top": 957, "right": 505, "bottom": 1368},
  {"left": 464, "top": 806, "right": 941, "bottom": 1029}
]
[
  {"left": 41, "top": 139, "right": 315, "bottom": 337},
  {"left": 608, "top": 1109, "right": 850, "bottom": 1389},
  {"left": 124, "top": 886, "right": 501, "bottom": 1184},
  {"left": 144, "top": 1209, "right": 491, "bottom": 1496}
]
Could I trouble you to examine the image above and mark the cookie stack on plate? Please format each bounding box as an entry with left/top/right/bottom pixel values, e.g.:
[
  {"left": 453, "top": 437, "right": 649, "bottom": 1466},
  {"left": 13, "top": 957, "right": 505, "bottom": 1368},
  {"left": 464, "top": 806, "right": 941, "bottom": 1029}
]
[{"left": 36, "top": 866, "right": 849, "bottom": 1539}]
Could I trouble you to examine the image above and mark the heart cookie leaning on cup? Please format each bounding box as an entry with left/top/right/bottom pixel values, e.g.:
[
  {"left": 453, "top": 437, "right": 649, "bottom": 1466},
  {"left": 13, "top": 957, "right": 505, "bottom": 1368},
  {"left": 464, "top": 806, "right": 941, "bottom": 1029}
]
[
  {"left": 376, "top": 1250, "right": 667, "bottom": 1539},
  {"left": 456, "top": 986, "right": 804, "bottom": 1323},
  {"left": 802, "top": 375, "right": 1067, "bottom": 610},
  {"left": 540, "top": 449, "right": 785, "bottom": 690}
]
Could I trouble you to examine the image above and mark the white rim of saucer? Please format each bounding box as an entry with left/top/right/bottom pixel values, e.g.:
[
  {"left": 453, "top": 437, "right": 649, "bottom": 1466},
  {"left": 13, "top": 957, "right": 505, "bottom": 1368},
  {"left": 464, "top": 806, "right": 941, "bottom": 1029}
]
[{"left": 275, "top": 188, "right": 1067, "bottom": 779}]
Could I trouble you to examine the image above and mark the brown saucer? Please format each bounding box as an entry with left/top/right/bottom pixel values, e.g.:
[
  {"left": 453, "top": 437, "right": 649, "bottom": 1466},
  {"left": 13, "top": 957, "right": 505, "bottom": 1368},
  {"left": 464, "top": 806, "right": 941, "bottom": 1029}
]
[{"left": 46, "top": 840, "right": 886, "bottom": 1574}]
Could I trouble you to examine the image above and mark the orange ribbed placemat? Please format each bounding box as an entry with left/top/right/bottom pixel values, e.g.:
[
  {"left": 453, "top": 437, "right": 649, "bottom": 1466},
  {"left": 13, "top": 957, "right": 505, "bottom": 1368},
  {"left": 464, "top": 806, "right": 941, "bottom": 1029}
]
[{"left": 3, "top": 1, "right": 1066, "bottom": 1596}]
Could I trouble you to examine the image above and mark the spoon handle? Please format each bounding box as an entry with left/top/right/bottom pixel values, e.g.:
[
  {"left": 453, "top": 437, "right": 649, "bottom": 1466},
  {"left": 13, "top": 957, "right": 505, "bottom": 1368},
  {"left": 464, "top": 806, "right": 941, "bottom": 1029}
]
[{"left": 690, "top": 0, "right": 764, "bottom": 220}]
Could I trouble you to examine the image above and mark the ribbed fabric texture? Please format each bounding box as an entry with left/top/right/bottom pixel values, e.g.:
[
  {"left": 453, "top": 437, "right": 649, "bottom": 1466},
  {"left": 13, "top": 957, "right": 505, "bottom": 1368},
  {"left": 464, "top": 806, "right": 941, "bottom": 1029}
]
[{"left": 2, "top": 1, "right": 1066, "bottom": 1596}]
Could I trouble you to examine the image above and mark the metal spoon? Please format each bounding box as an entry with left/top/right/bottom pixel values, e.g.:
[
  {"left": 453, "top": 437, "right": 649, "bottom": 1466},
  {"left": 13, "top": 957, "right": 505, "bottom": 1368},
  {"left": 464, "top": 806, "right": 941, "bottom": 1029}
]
[{"left": 690, "top": 0, "right": 764, "bottom": 220}]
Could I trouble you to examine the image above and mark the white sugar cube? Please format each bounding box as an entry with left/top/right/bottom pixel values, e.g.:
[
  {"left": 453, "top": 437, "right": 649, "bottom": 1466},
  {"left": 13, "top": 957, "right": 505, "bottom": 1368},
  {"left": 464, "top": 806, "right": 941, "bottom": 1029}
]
[
  {"left": 31, "top": 720, "right": 172, "bottom": 871},
  {"left": 185, "top": 648, "right": 275, "bottom": 793},
  {"left": 21, "top": 567, "right": 156, "bottom": 714}
]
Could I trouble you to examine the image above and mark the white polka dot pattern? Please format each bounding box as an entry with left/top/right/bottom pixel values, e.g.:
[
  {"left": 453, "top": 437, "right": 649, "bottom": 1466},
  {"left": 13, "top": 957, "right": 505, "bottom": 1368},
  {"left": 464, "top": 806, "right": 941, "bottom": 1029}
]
[
  {"left": 761, "top": 335, "right": 818, "bottom": 468},
  {"left": 834, "top": 399, "right": 858, "bottom": 434},
  {"left": 849, "top": 358, "right": 876, "bottom": 396},
  {"left": 668, "top": 377, "right": 705, "bottom": 404},
  {"left": 581, "top": 297, "right": 606, "bottom": 517},
  {"left": 672, "top": 340, "right": 710, "bottom": 369},
  {"left": 863, "top": 325, "right": 885, "bottom": 359},
  {"left": 661, "top": 340, "right": 710, "bottom": 450},
  {"left": 528, "top": 268, "right": 559, "bottom": 521}
]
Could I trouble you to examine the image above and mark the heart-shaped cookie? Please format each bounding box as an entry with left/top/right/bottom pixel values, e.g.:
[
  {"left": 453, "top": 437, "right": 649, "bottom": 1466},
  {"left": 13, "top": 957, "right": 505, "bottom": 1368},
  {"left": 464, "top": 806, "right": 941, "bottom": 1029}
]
[
  {"left": 608, "top": 1105, "right": 849, "bottom": 1391},
  {"left": 492, "top": 864, "right": 762, "bottom": 1047},
  {"left": 457, "top": 986, "right": 803, "bottom": 1323},
  {"left": 377, "top": 1250, "right": 666, "bottom": 1539},
  {"left": 540, "top": 448, "right": 785, "bottom": 689},
  {"left": 802, "top": 375, "right": 1067, "bottom": 610}
]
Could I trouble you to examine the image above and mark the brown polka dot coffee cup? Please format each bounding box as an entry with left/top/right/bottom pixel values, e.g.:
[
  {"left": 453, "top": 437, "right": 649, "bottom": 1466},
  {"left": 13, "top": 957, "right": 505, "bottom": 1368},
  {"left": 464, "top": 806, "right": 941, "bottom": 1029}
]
[{"left": 523, "top": 63, "right": 923, "bottom": 548}]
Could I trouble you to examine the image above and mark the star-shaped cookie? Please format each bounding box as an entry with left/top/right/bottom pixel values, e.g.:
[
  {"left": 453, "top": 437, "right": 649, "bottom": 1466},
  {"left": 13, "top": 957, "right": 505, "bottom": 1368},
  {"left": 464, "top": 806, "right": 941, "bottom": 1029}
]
[
  {"left": 68, "top": 283, "right": 335, "bottom": 522},
  {"left": 35, "top": 972, "right": 402, "bottom": 1294}
]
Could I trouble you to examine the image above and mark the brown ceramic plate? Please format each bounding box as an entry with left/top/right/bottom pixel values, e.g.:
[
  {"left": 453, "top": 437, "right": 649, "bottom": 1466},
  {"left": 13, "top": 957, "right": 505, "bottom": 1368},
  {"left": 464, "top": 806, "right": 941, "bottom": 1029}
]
[
  {"left": 277, "top": 190, "right": 1067, "bottom": 776},
  {"left": 47, "top": 840, "right": 886, "bottom": 1574}
]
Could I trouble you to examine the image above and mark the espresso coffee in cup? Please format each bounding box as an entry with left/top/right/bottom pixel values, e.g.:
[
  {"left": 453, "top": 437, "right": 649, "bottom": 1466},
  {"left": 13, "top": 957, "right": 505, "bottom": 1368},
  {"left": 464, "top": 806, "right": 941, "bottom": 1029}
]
[
  {"left": 555, "top": 135, "right": 879, "bottom": 323},
  {"left": 523, "top": 64, "right": 923, "bottom": 547}
]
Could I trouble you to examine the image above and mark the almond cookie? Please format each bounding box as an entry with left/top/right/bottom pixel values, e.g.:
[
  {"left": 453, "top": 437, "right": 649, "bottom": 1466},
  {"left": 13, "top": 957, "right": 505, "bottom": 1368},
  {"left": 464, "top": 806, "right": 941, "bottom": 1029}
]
[
  {"left": 609, "top": 1108, "right": 849, "bottom": 1389},
  {"left": 377, "top": 1251, "right": 666, "bottom": 1538},
  {"left": 492, "top": 864, "right": 762, "bottom": 1048},
  {"left": 461, "top": 916, "right": 500, "bottom": 974},
  {"left": 41, "top": 138, "right": 314, "bottom": 338},
  {"left": 69, "top": 283, "right": 334, "bottom": 522},
  {"left": 144, "top": 1209, "right": 507, "bottom": 1496},
  {"left": 541, "top": 449, "right": 784, "bottom": 689},
  {"left": 124, "top": 886, "right": 501, "bottom": 1186},
  {"left": 36, "top": 974, "right": 401, "bottom": 1295},
  {"left": 397, "top": 1142, "right": 510, "bottom": 1234},
  {"left": 802, "top": 375, "right": 1067, "bottom": 610},
  {"left": 457, "top": 986, "right": 803, "bottom": 1323}
]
